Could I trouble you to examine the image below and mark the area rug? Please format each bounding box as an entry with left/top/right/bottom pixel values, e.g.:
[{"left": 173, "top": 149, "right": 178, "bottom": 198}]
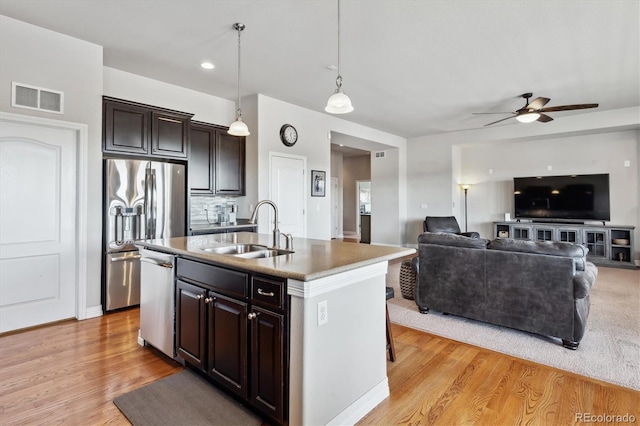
[
  {"left": 113, "top": 369, "right": 262, "bottom": 425},
  {"left": 386, "top": 261, "right": 640, "bottom": 390}
]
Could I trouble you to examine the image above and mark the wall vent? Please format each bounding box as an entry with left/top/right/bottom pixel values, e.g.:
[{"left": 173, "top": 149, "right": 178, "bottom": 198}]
[
  {"left": 12, "top": 82, "right": 64, "bottom": 114},
  {"left": 374, "top": 151, "right": 386, "bottom": 159}
]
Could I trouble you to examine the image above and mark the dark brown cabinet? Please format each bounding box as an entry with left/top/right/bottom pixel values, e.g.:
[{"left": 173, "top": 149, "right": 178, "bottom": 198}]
[
  {"left": 103, "top": 100, "right": 149, "bottom": 155},
  {"left": 207, "top": 292, "right": 248, "bottom": 398},
  {"left": 189, "top": 122, "right": 215, "bottom": 193},
  {"left": 250, "top": 305, "right": 284, "bottom": 421},
  {"left": 103, "top": 97, "right": 192, "bottom": 159},
  {"left": 216, "top": 132, "right": 246, "bottom": 195},
  {"left": 176, "top": 279, "right": 206, "bottom": 370},
  {"left": 175, "top": 258, "right": 287, "bottom": 424},
  {"left": 189, "top": 121, "right": 245, "bottom": 195}
]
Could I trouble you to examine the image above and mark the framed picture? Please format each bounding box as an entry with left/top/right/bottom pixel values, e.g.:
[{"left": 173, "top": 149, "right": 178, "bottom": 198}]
[{"left": 311, "top": 170, "right": 326, "bottom": 197}]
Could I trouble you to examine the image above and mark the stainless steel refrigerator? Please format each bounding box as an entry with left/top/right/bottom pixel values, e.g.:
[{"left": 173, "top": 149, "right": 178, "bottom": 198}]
[{"left": 103, "top": 158, "right": 185, "bottom": 312}]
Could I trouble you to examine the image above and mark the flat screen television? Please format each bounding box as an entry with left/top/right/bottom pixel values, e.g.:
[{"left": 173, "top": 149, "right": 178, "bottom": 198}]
[{"left": 514, "top": 174, "right": 610, "bottom": 222}]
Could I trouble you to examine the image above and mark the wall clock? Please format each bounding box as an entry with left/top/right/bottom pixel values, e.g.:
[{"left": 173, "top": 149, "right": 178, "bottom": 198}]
[{"left": 280, "top": 124, "right": 298, "bottom": 147}]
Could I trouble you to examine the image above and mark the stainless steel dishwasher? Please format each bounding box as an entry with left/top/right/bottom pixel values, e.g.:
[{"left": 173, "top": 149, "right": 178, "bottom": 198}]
[{"left": 139, "top": 248, "right": 176, "bottom": 358}]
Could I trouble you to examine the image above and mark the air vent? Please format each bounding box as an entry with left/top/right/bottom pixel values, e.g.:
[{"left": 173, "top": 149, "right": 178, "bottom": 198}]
[
  {"left": 374, "top": 151, "right": 386, "bottom": 159},
  {"left": 12, "top": 82, "right": 64, "bottom": 114}
]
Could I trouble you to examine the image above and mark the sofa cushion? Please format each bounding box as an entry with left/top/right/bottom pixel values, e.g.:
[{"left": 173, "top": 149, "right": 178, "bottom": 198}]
[
  {"left": 418, "top": 232, "right": 489, "bottom": 249},
  {"left": 487, "top": 238, "right": 589, "bottom": 270}
]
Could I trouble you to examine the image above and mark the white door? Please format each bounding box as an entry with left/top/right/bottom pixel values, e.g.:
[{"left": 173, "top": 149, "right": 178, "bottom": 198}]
[
  {"left": 0, "top": 120, "right": 77, "bottom": 332},
  {"left": 270, "top": 153, "right": 306, "bottom": 237},
  {"left": 330, "top": 177, "right": 339, "bottom": 239}
]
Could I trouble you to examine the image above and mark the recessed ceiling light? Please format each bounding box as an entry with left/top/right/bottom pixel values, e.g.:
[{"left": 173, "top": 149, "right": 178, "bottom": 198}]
[{"left": 201, "top": 62, "right": 215, "bottom": 70}]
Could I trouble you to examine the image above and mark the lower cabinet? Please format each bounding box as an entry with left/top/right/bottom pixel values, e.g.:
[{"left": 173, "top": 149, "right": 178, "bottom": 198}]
[
  {"left": 175, "top": 259, "right": 287, "bottom": 425},
  {"left": 208, "top": 292, "right": 248, "bottom": 398},
  {"left": 176, "top": 280, "right": 206, "bottom": 369}
]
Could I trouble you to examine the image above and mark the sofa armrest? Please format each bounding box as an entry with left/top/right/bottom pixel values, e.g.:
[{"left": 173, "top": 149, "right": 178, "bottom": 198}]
[
  {"left": 573, "top": 262, "right": 598, "bottom": 299},
  {"left": 459, "top": 231, "right": 480, "bottom": 238},
  {"left": 411, "top": 255, "right": 419, "bottom": 273}
]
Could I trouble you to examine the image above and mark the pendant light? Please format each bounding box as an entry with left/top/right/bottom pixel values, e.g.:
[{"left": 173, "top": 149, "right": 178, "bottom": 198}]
[
  {"left": 228, "top": 23, "right": 250, "bottom": 136},
  {"left": 325, "top": 0, "right": 354, "bottom": 114}
]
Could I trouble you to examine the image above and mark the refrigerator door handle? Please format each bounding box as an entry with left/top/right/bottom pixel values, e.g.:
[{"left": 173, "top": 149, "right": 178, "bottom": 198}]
[
  {"left": 144, "top": 167, "right": 155, "bottom": 239},
  {"left": 151, "top": 168, "right": 157, "bottom": 237}
]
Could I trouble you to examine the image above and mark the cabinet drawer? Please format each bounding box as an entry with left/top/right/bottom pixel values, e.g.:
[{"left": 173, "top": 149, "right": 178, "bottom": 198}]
[
  {"left": 177, "top": 258, "right": 248, "bottom": 299},
  {"left": 251, "top": 276, "right": 285, "bottom": 310}
]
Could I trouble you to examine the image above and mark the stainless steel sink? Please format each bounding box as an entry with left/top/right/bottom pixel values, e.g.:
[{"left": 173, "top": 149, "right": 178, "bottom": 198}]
[
  {"left": 233, "top": 248, "right": 294, "bottom": 259},
  {"left": 201, "top": 244, "right": 293, "bottom": 258},
  {"left": 201, "top": 244, "right": 269, "bottom": 254}
]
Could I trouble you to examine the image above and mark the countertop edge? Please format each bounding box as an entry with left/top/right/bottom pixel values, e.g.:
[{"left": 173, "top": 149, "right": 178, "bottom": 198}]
[{"left": 136, "top": 239, "right": 415, "bottom": 282}]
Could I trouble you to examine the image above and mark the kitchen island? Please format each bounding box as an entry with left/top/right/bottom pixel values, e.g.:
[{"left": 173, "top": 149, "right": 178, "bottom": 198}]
[{"left": 137, "top": 232, "right": 415, "bottom": 425}]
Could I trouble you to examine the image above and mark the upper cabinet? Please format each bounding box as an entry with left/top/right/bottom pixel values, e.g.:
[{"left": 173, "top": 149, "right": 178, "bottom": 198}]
[
  {"left": 190, "top": 121, "right": 245, "bottom": 196},
  {"left": 103, "top": 96, "right": 193, "bottom": 159},
  {"left": 215, "top": 131, "right": 246, "bottom": 195}
]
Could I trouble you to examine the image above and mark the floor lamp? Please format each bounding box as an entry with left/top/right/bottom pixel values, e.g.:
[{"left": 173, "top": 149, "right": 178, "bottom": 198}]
[{"left": 459, "top": 184, "right": 472, "bottom": 232}]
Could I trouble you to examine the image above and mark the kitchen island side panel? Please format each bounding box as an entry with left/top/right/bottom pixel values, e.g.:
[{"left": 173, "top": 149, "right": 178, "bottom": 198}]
[{"left": 288, "top": 262, "right": 389, "bottom": 425}]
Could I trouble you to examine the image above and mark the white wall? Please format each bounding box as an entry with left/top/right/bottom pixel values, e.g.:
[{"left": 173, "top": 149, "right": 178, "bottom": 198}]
[
  {"left": 406, "top": 109, "right": 640, "bottom": 261},
  {"left": 461, "top": 130, "right": 639, "bottom": 249},
  {"left": 0, "top": 16, "right": 103, "bottom": 309},
  {"left": 103, "top": 67, "right": 235, "bottom": 125},
  {"left": 371, "top": 148, "right": 402, "bottom": 245},
  {"left": 406, "top": 139, "right": 458, "bottom": 241},
  {"left": 248, "top": 95, "right": 407, "bottom": 243},
  {"left": 330, "top": 150, "right": 344, "bottom": 237}
]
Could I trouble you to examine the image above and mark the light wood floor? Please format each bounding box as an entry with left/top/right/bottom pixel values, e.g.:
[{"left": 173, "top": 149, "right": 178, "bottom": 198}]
[{"left": 1, "top": 307, "right": 638, "bottom": 425}]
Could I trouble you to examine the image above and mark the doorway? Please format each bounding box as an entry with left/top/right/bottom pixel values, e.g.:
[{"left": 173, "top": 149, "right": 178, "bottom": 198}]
[
  {"left": 0, "top": 113, "right": 87, "bottom": 333},
  {"left": 269, "top": 152, "right": 307, "bottom": 238},
  {"left": 356, "top": 180, "right": 371, "bottom": 239}
]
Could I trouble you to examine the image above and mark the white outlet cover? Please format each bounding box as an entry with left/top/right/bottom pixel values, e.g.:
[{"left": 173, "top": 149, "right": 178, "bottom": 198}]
[{"left": 318, "top": 300, "right": 328, "bottom": 325}]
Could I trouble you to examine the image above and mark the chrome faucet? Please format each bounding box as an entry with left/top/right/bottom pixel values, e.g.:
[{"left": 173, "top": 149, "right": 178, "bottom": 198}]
[{"left": 248, "top": 200, "right": 280, "bottom": 248}]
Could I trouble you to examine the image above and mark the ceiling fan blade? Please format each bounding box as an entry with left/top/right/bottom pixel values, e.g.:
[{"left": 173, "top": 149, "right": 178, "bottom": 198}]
[
  {"left": 539, "top": 103, "right": 599, "bottom": 112},
  {"left": 484, "top": 116, "right": 516, "bottom": 126},
  {"left": 526, "top": 97, "right": 550, "bottom": 110},
  {"left": 472, "top": 112, "right": 514, "bottom": 115},
  {"left": 537, "top": 114, "right": 554, "bottom": 123}
]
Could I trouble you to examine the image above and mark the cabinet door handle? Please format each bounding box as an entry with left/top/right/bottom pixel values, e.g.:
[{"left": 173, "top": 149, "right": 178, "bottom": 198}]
[
  {"left": 205, "top": 297, "right": 213, "bottom": 303},
  {"left": 257, "top": 288, "right": 275, "bottom": 297},
  {"left": 195, "top": 294, "right": 204, "bottom": 300},
  {"left": 248, "top": 312, "right": 259, "bottom": 320}
]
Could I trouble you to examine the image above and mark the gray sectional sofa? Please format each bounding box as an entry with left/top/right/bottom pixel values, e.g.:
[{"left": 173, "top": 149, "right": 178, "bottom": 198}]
[{"left": 414, "top": 232, "right": 598, "bottom": 349}]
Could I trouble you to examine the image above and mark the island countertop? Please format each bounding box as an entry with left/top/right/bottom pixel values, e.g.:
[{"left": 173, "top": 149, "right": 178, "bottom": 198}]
[{"left": 137, "top": 232, "right": 415, "bottom": 281}]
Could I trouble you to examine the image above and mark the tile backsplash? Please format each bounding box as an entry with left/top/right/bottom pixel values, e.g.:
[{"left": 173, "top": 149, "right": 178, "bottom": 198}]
[{"left": 191, "top": 196, "right": 239, "bottom": 225}]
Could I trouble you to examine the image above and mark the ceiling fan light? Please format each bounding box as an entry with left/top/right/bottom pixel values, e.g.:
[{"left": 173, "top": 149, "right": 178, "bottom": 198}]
[
  {"left": 516, "top": 112, "right": 541, "bottom": 123},
  {"left": 325, "top": 90, "right": 354, "bottom": 114},
  {"left": 228, "top": 117, "right": 250, "bottom": 136}
]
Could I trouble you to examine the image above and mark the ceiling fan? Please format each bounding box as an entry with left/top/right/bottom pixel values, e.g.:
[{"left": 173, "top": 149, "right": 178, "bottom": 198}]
[{"left": 474, "top": 93, "right": 598, "bottom": 126}]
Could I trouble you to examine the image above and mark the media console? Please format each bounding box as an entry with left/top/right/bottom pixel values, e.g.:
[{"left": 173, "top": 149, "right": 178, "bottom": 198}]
[{"left": 493, "top": 221, "right": 636, "bottom": 269}]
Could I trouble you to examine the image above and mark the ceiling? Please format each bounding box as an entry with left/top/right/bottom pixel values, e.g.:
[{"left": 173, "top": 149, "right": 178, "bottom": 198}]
[{"left": 1, "top": 0, "right": 638, "bottom": 138}]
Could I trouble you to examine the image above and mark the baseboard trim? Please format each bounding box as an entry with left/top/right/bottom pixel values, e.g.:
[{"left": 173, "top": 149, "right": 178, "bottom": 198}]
[
  {"left": 84, "top": 305, "right": 103, "bottom": 319},
  {"left": 137, "top": 329, "right": 146, "bottom": 347},
  {"left": 327, "top": 378, "right": 390, "bottom": 425}
]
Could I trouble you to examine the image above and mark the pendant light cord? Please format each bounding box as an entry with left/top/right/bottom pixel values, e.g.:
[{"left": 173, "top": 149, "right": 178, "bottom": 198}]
[
  {"left": 235, "top": 23, "right": 243, "bottom": 119},
  {"left": 336, "top": 0, "right": 342, "bottom": 89}
]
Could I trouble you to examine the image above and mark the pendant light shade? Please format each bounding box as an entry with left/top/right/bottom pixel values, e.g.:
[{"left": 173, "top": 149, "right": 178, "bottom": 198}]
[
  {"left": 228, "top": 117, "right": 250, "bottom": 136},
  {"left": 325, "top": 0, "right": 353, "bottom": 114},
  {"left": 229, "top": 23, "right": 250, "bottom": 136},
  {"left": 325, "top": 77, "right": 354, "bottom": 114}
]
